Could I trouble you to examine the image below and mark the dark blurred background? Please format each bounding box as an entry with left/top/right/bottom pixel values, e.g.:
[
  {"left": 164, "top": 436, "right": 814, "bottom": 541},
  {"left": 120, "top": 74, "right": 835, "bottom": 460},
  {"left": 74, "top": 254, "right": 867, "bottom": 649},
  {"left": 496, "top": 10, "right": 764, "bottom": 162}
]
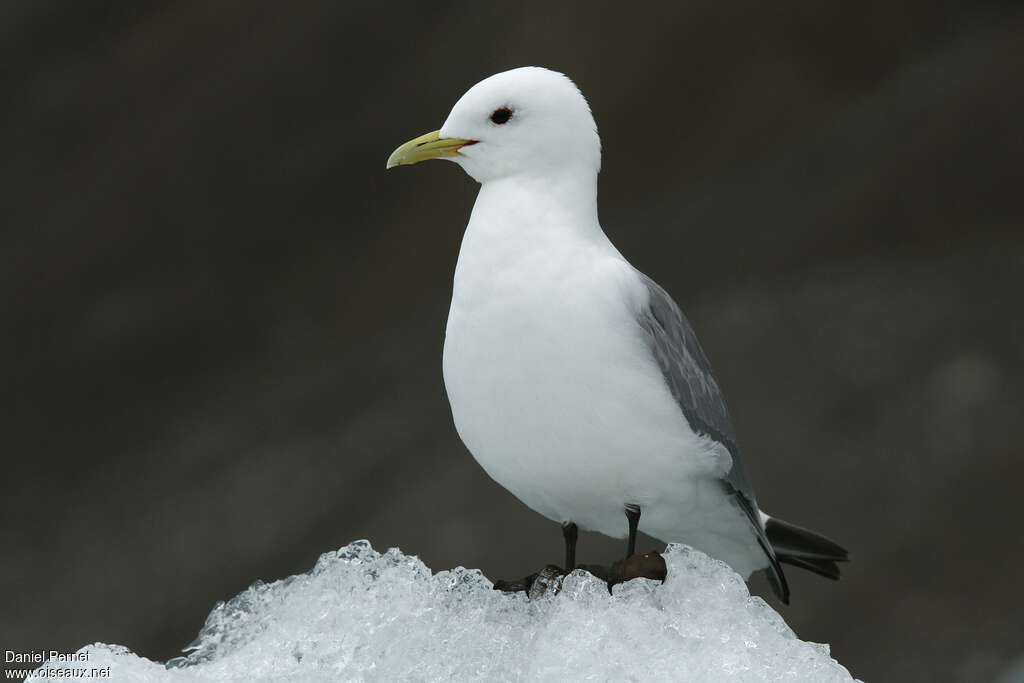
[{"left": 3, "top": 1, "right": 1023, "bottom": 681}]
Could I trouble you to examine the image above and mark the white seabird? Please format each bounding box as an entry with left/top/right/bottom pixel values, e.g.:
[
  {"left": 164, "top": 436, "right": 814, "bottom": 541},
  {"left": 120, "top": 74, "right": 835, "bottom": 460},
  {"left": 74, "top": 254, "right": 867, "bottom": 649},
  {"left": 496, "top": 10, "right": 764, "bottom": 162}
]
[{"left": 387, "top": 67, "right": 847, "bottom": 602}]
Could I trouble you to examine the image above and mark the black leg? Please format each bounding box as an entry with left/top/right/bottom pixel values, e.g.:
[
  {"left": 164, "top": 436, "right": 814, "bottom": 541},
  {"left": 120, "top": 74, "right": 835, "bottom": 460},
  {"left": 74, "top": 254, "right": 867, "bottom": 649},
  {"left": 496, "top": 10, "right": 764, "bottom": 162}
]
[
  {"left": 624, "top": 504, "right": 641, "bottom": 558},
  {"left": 494, "top": 521, "right": 580, "bottom": 594},
  {"left": 562, "top": 521, "right": 578, "bottom": 570}
]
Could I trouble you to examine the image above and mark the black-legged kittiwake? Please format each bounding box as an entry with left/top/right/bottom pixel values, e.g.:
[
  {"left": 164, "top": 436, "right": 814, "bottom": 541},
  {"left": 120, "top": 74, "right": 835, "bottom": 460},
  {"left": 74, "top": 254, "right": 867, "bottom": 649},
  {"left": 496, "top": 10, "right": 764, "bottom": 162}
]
[{"left": 386, "top": 67, "right": 847, "bottom": 602}]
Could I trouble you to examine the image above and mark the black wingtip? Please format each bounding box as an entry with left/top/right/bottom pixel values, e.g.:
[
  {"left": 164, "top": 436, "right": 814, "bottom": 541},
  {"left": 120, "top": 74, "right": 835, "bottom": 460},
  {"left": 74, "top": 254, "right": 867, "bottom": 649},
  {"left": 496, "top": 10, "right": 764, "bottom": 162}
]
[
  {"left": 720, "top": 481, "right": 792, "bottom": 604},
  {"left": 758, "top": 536, "right": 791, "bottom": 604}
]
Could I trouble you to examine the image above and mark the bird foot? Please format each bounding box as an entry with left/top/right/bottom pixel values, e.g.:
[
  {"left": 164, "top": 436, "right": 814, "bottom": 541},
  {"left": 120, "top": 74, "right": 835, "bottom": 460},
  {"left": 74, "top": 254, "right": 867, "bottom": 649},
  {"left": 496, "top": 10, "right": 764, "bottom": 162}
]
[
  {"left": 526, "top": 564, "right": 566, "bottom": 598},
  {"left": 492, "top": 553, "right": 666, "bottom": 597},
  {"left": 491, "top": 574, "right": 537, "bottom": 593},
  {"left": 607, "top": 552, "right": 667, "bottom": 591},
  {"left": 493, "top": 564, "right": 565, "bottom": 596}
]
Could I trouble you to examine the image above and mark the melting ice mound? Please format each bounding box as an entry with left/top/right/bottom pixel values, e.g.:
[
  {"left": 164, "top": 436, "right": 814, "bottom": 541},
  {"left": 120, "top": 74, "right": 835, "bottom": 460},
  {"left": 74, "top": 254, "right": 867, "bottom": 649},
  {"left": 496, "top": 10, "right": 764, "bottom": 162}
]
[{"left": 31, "top": 541, "right": 857, "bottom": 682}]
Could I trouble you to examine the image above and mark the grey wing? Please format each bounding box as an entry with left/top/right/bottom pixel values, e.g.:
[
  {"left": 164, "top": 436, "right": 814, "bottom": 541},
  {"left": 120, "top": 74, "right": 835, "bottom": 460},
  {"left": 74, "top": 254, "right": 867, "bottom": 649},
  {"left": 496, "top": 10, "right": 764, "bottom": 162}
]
[
  {"left": 634, "top": 272, "right": 751, "bottom": 498},
  {"left": 635, "top": 272, "right": 790, "bottom": 603}
]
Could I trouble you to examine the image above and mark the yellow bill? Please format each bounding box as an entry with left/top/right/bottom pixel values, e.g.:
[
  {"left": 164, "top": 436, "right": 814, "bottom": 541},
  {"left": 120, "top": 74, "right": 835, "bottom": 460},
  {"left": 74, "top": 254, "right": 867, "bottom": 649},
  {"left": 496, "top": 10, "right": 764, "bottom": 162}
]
[{"left": 386, "top": 130, "right": 475, "bottom": 169}]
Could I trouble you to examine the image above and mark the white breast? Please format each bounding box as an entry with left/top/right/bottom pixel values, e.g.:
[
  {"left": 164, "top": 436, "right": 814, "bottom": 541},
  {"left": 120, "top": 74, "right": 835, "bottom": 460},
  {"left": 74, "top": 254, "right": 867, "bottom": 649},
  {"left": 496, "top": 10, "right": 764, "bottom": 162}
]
[{"left": 441, "top": 199, "right": 732, "bottom": 543}]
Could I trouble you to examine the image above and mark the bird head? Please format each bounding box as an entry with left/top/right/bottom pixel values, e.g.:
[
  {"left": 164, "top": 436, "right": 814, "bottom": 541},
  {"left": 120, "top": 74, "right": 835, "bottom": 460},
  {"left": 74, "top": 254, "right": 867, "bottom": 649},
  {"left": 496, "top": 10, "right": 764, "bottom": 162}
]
[{"left": 387, "top": 67, "right": 601, "bottom": 183}]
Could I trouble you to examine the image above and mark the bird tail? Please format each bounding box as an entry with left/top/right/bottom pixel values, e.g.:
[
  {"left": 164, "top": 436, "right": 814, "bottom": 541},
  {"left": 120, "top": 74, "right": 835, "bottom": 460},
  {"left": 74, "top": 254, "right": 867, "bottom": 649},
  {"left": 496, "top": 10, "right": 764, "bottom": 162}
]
[{"left": 763, "top": 515, "right": 849, "bottom": 581}]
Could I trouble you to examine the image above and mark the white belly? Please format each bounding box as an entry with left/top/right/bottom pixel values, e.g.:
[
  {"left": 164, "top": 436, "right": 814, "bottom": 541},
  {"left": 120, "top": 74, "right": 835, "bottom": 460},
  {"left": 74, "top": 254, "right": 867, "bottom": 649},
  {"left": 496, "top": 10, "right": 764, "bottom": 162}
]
[{"left": 442, "top": 243, "right": 747, "bottom": 562}]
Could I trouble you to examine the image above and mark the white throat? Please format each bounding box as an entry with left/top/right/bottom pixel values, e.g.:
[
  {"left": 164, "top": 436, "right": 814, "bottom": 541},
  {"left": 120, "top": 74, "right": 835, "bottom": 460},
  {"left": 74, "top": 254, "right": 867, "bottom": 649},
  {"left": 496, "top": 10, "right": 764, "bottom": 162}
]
[
  {"left": 448, "top": 167, "right": 622, "bottom": 326},
  {"left": 465, "top": 169, "right": 602, "bottom": 243}
]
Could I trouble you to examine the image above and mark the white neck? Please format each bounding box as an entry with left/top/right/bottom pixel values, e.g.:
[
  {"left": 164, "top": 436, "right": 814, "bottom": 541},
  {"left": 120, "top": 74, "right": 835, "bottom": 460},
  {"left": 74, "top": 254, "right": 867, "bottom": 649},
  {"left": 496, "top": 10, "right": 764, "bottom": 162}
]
[
  {"left": 451, "top": 169, "right": 619, "bottom": 311},
  {"left": 468, "top": 169, "right": 602, "bottom": 244}
]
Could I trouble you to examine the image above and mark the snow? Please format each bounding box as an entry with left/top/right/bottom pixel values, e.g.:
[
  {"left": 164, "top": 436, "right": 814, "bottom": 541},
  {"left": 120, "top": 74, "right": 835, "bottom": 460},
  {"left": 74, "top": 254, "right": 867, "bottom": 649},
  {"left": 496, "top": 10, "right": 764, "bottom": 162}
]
[{"left": 28, "top": 541, "right": 858, "bottom": 682}]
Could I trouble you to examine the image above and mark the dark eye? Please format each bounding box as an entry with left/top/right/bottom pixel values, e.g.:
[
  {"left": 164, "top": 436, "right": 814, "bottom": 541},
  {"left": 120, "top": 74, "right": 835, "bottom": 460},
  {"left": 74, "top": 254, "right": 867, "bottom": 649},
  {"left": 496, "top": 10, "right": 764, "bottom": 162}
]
[{"left": 490, "top": 107, "right": 513, "bottom": 124}]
